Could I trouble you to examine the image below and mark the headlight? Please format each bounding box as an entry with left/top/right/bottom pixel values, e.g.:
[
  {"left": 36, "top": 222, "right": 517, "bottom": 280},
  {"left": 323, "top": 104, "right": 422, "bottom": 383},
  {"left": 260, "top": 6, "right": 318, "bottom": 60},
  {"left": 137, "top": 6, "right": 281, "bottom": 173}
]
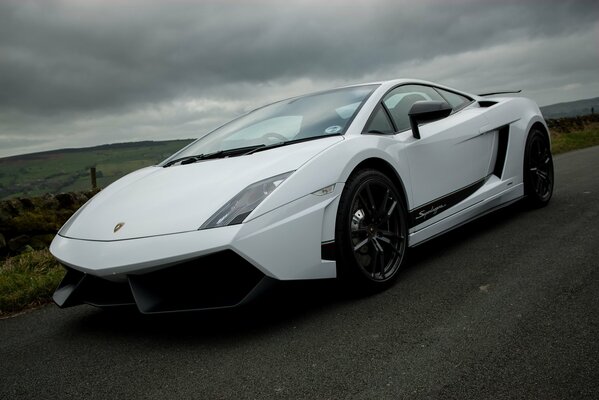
[{"left": 200, "top": 171, "right": 294, "bottom": 229}]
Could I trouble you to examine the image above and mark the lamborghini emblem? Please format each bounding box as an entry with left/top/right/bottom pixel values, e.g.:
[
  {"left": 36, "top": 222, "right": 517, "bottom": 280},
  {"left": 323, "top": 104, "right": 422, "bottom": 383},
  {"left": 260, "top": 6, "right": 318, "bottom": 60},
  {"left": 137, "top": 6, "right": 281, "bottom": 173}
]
[{"left": 114, "top": 222, "right": 125, "bottom": 233}]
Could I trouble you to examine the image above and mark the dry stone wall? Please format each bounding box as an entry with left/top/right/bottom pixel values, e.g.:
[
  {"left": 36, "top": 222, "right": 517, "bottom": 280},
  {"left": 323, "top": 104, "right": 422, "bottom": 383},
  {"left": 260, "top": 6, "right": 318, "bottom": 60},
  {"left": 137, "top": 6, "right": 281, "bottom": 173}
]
[{"left": 0, "top": 190, "right": 99, "bottom": 256}]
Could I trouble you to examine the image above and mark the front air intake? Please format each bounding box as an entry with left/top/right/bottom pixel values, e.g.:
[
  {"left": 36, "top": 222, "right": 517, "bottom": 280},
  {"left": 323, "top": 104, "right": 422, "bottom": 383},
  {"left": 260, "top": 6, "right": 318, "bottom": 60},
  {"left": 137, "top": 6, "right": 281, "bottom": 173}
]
[
  {"left": 128, "top": 250, "right": 270, "bottom": 313},
  {"left": 53, "top": 250, "right": 273, "bottom": 313}
]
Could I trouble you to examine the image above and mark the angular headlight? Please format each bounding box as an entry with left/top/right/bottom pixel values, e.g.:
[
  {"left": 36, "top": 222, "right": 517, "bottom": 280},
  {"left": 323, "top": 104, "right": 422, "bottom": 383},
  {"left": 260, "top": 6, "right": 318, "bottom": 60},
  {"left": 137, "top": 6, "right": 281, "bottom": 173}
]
[{"left": 200, "top": 171, "right": 294, "bottom": 229}]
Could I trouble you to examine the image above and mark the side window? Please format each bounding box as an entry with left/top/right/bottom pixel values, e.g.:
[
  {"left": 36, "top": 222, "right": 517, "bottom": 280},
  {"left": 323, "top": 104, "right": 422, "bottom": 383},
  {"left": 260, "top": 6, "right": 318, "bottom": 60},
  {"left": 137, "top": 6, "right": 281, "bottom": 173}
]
[
  {"left": 364, "top": 105, "right": 394, "bottom": 134},
  {"left": 435, "top": 88, "right": 471, "bottom": 111},
  {"left": 383, "top": 85, "right": 445, "bottom": 132}
]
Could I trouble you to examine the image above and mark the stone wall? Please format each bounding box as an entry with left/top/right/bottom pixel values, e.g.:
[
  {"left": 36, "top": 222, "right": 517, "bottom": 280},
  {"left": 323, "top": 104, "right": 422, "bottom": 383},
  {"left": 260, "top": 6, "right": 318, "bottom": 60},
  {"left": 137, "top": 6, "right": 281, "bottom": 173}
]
[
  {"left": 0, "top": 190, "right": 99, "bottom": 256},
  {"left": 546, "top": 113, "right": 599, "bottom": 134}
]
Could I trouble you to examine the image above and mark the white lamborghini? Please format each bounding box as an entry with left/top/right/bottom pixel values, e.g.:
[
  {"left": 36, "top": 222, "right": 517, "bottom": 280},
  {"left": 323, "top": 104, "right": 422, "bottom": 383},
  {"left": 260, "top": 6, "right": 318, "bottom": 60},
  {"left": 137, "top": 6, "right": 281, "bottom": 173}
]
[{"left": 51, "top": 79, "right": 554, "bottom": 313}]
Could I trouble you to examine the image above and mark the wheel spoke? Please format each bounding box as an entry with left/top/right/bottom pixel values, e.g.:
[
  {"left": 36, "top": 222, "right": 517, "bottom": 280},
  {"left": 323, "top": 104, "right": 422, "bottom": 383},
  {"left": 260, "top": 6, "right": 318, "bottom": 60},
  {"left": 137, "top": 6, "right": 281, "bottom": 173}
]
[
  {"left": 351, "top": 227, "right": 368, "bottom": 236},
  {"left": 378, "top": 246, "right": 386, "bottom": 277},
  {"left": 358, "top": 192, "right": 370, "bottom": 214},
  {"left": 370, "top": 250, "right": 379, "bottom": 278},
  {"left": 377, "top": 236, "right": 402, "bottom": 256},
  {"left": 372, "top": 237, "right": 384, "bottom": 253},
  {"left": 371, "top": 238, "right": 385, "bottom": 277},
  {"left": 380, "top": 200, "right": 397, "bottom": 223},
  {"left": 378, "top": 229, "right": 400, "bottom": 239},
  {"left": 386, "top": 200, "right": 397, "bottom": 217},
  {"left": 353, "top": 238, "right": 369, "bottom": 252},
  {"left": 365, "top": 183, "right": 376, "bottom": 212},
  {"left": 377, "top": 235, "right": 393, "bottom": 245},
  {"left": 378, "top": 188, "right": 390, "bottom": 218},
  {"left": 535, "top": 177, "right": 542, "bottom": 194}
]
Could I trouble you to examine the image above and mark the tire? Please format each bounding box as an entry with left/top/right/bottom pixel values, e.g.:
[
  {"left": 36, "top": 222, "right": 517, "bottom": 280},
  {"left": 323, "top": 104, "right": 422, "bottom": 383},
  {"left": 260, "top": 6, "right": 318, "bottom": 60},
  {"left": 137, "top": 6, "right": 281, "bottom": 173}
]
[
  {"left": 335, "top": 169, "right": 408, "bottom": 291},
  {"left": 523, "top": 129, "right": 554, "bottom": 208}
]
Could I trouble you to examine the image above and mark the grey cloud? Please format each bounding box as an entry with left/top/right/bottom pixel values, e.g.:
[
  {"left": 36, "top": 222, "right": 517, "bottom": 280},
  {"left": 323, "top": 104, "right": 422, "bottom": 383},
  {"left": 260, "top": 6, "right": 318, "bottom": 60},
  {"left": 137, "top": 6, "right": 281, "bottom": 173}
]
[
  {"left": 1, "top": 0, "right": 597, "bottom": 113},
  {"left": 0, "top": 0, "right": 598, "bottom": 157}
]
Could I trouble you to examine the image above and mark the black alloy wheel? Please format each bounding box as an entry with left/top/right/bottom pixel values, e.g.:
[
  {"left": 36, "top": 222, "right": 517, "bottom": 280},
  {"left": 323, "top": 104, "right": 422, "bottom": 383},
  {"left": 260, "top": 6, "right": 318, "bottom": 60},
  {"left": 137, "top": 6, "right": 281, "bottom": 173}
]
[
  {"left": 336, "top": 169, "right": 407, "bottom": 290},
  {"left": 524, "top": 129, "right": 554, "bottom": 207}
]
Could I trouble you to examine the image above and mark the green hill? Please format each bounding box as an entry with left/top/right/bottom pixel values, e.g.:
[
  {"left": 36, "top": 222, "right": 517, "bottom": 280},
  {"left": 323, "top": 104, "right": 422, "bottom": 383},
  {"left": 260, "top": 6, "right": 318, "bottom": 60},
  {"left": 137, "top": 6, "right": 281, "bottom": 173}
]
[
  {"left": 540, "top": 97, "right": 599, "bottom": 119},
  {"left": 0, "top": 140, "right": 193, "bottom": 200}
]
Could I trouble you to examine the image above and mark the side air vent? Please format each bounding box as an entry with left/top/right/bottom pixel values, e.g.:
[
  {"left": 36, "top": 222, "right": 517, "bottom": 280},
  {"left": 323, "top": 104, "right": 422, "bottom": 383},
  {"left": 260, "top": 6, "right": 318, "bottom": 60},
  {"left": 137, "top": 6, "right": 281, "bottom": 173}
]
[
  {"left": 478, "top": 100, "right": 498, "bottom": 108},
  {"left": 492, "top": 125, "right": 510, "bottom": 178}
]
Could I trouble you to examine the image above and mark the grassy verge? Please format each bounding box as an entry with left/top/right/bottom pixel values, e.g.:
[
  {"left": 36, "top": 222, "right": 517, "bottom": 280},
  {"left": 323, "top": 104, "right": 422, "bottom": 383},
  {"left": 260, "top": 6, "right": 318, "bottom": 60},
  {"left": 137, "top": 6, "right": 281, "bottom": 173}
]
[
  {"left": 0, "top": 250, "right": 64, "bottom": 317},
  {"left": 550, "top": 122, "right": 599, "bottom": 155}
]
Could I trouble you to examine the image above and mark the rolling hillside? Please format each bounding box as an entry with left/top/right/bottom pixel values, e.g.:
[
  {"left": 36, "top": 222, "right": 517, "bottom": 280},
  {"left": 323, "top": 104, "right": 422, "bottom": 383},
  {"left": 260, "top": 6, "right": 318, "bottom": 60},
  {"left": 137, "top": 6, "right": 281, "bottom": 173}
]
[
  {"left": 0, "top": 140, "right": 193, "bottom": 200},
  {"left": 540, "top": 97, "right": 599, "bottom": 119}
]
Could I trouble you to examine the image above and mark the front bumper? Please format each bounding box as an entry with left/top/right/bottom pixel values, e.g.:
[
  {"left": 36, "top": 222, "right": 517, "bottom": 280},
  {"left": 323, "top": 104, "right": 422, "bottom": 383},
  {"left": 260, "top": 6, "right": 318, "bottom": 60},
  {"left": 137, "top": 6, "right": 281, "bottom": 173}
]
[
  {"left": 50, "top": 188, "right": 343, "bottom": 312},
  {"left": 54, "top": 250, "right": 274, "bottom": 313}
]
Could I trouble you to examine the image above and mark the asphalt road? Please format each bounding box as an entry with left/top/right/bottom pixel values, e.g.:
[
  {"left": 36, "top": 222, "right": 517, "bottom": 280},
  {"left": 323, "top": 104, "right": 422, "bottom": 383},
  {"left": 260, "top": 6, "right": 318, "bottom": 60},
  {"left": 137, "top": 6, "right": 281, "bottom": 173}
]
[{"left": 1, "top": 146, "right": 598, "bottom": 399}]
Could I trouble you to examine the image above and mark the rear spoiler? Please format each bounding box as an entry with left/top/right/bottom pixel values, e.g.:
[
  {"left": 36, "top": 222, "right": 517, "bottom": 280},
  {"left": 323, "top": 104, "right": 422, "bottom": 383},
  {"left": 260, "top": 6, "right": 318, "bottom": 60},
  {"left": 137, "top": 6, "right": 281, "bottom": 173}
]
[{"left": 477, "top": 90, "right": 522, "bottom": 97}]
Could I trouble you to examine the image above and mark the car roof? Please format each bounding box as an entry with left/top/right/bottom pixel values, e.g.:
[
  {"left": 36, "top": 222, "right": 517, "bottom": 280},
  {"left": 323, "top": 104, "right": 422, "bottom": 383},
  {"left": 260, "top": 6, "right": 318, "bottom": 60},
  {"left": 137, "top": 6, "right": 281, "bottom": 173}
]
[{"left": 340, "top": 78, "right": 475, "bottom": 98}]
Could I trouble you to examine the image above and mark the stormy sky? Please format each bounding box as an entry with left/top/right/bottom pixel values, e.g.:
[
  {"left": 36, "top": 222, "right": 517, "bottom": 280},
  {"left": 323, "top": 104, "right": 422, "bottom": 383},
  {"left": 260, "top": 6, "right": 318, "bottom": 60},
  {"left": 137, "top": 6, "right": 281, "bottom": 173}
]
[{"left": 1, "top": 0, "right": 598, "bottom": 158}]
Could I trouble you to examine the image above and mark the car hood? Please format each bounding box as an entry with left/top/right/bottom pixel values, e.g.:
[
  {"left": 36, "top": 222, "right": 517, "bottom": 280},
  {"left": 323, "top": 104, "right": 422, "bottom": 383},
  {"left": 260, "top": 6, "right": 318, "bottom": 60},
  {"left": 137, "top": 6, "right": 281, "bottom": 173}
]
[{"left": 60, "top": 136, "right": 343, "bottom": 241}]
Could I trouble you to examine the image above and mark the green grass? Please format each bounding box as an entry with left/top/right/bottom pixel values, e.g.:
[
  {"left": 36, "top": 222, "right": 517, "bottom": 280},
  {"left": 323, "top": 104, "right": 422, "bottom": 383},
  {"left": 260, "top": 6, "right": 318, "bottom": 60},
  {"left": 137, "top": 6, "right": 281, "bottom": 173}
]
[
  {"left": 550, "top": 122, "right": 599, "bottom": 155},
  {"left": 0, "top": 139, "right": 193, "bottom": 200},
  {"left": 0, "top": 250, "right": 64, "bottom": 317}
]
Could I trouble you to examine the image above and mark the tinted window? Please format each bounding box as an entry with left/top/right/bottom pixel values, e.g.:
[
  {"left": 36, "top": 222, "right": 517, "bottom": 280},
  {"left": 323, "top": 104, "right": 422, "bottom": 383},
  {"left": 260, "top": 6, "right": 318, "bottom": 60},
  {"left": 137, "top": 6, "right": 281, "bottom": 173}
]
[
  {"left": 435, "top": 88, "right": 471, "bottom": 111},
  {"left": 383, "top": 85, "right": 445, "bottom": 132},
  {"left": 365, "top": 106, "right": 394, "bottom": 134}
]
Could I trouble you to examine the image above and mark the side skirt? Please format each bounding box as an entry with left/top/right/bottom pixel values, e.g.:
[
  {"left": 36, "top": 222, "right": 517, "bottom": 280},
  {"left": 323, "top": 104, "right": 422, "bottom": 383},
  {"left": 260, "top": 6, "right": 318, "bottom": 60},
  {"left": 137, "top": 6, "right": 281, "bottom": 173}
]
[
  {"left": 408, "top": 187, "right": 523, "bottom": 247},
  {"left": 408, "top": 179, "right": 486, "bottom": 228}
]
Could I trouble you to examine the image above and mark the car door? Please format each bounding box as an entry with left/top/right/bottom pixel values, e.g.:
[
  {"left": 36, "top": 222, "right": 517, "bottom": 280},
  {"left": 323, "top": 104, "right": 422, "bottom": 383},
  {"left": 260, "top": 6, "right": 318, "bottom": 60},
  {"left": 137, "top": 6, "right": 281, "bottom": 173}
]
[{"left": 375, "top": 84, "right": 493, "bottom": 226}]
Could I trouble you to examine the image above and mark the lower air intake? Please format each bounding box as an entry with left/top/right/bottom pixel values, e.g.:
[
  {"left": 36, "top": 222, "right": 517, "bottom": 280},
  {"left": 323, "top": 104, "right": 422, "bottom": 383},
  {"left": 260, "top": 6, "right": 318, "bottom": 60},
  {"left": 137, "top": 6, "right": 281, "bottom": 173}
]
[
  {"left": 53, "top": 250, "right": 271, "bottom": 313},
  {"left": 128, "top": 250, "right": 268, "bottom": 313}
]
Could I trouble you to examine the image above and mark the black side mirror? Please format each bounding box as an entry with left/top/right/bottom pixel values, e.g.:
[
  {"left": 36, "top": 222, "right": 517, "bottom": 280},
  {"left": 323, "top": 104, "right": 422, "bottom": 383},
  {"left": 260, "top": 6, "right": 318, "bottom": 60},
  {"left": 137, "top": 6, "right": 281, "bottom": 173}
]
[{"left": 408, "top": 101, "right": 452, "bottom": 139}]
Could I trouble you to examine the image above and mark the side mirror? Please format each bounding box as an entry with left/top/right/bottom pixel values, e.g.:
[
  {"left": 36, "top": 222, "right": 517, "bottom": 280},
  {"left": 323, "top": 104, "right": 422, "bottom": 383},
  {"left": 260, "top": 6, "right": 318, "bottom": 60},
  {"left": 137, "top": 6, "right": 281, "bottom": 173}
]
[{"left": 408, "top": 101, "right": 452, "bottom": 139}]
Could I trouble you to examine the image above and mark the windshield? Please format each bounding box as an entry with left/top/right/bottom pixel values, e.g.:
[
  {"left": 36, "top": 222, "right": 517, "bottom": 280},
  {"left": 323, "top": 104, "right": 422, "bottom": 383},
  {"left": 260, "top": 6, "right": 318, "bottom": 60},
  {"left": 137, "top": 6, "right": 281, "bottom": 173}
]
[{"left": 164, "top": 85, "right": 377, "bottom": 163}]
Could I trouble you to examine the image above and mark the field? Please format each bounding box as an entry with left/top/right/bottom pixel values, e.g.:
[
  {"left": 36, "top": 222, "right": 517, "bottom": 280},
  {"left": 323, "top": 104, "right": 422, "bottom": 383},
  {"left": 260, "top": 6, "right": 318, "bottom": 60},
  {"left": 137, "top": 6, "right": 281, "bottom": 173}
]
[
  {"left": 547, "top": 114, "right": 599, "bottom": 154},
  {"left": 0, "top": 140, "right": 193, "bottom": 200}
]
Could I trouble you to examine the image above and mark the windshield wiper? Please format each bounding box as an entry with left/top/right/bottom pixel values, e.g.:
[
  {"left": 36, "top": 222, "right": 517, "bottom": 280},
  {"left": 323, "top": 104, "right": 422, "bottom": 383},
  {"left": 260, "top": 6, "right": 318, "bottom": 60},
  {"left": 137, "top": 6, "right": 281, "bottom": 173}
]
[
  {"left": 243, "top": 141, "right": 288, "bottom": 155},
  {"left": 163, "top": 145, "right": 264, "bottom": 167},
  {"left": 163, "top": 135, "right": 340, "bottom": 167},
  {"left": 163, "top": 152, "right": 219, "bottom": 167},
  {"left": 245, "top": 135, "right": 340, "bottom": 156}
]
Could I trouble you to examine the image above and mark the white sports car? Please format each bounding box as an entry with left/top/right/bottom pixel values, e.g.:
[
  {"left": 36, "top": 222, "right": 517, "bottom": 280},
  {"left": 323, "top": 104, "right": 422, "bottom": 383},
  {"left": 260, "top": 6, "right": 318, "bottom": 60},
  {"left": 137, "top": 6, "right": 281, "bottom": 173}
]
[{"left": 51, "top": 79, "right": 554, "bottom": 313}]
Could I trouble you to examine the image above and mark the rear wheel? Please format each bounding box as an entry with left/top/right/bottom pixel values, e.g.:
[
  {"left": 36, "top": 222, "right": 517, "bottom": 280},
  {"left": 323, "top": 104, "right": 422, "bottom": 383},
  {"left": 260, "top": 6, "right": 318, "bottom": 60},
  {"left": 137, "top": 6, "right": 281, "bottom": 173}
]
[
  {"left": 335, "top": 169, "right": 408, "bottom": 291},
  {"left": 524, "top": 129, "right": 554, "bottom": 207}
]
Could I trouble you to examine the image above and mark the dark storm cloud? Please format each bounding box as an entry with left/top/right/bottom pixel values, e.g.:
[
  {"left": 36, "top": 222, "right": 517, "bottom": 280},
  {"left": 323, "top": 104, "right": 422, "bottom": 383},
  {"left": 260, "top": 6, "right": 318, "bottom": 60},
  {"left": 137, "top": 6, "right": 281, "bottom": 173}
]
[
  {"left": 0, "top": 0, "right": 598, "bottom": 157},
  {"left": 1, "top": 0, "right": 597, "bottom": 114}
]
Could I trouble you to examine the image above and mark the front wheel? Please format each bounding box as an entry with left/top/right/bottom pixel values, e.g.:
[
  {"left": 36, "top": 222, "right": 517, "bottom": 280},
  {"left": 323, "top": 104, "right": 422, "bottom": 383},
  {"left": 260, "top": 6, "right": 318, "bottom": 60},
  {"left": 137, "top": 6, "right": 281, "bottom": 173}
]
[
  {"left": 335, "top": 169, "right": 408, "bottom": 291},
  {"left": 524, "top": 129, "right": 554, "bottom": 208}
]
